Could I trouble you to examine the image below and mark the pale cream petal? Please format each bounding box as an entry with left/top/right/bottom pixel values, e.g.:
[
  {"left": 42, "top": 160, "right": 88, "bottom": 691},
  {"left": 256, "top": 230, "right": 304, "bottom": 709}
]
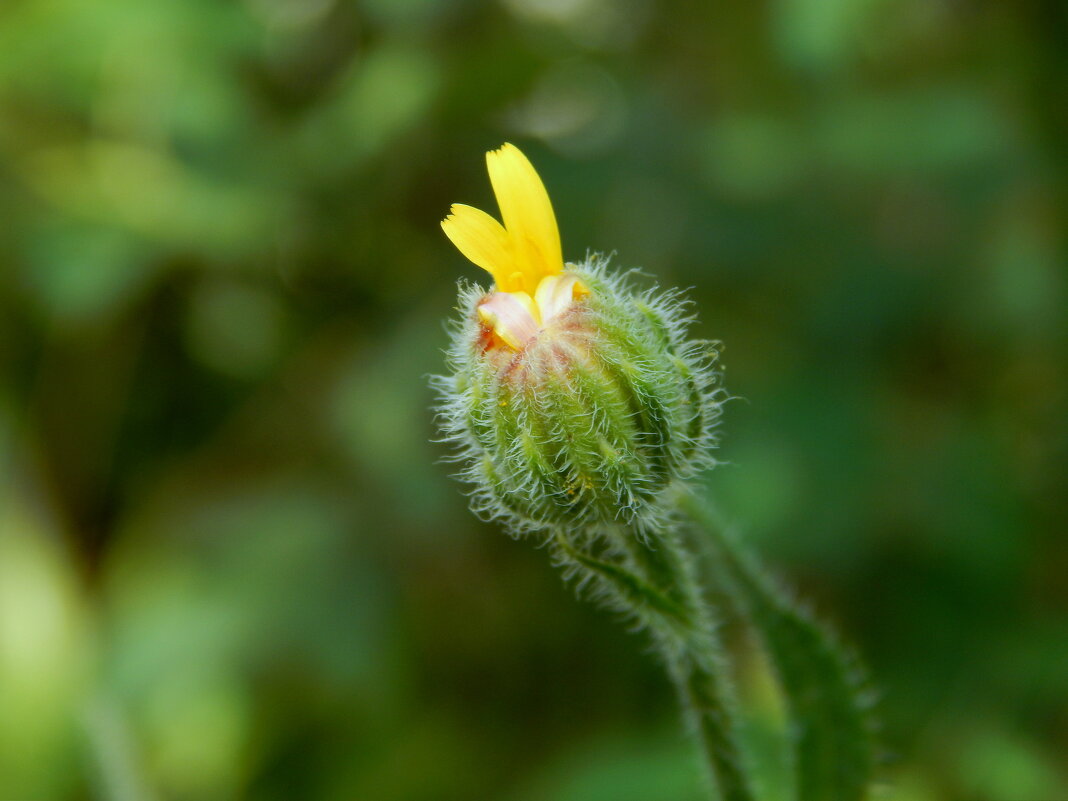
[
  {"left": 440, "top": 204, "right": 513, "bottom": 289},
  {"left": 477, "top": 291, "right": 540, "bottom": 350},
  {"left": 509, "top": 289, "right": 541, "bottom": 324},
  {"left": 535, "top": 273, "right": 585, "bottom": 322},
  {"left": 534, "top": 274, "right": 568, "bottom": 321},
  {"left": 485, "top": 144, "right": 563, "bottom": 294}
]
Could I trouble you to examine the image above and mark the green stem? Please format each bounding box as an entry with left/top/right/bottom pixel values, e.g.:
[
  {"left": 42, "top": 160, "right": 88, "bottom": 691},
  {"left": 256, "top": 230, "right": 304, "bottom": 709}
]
[
  {"left": 669, "top": 648, "right": 757, "bottom": 801},
  {"left": 556, "top": 526, "right": 755, "bottom": 801}
]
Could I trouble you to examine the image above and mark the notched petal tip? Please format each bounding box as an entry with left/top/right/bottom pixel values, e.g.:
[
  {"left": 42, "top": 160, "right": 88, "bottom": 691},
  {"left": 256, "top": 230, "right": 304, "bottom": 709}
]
[{"left": 441, "top": 203, "right": 512, "bottom": 288}]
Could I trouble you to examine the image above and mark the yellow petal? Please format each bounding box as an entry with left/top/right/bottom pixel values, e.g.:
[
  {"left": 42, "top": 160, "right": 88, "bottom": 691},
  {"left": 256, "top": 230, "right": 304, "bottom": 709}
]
[
  {"left": 440, "top": 204, "right": 513, "bottom": 289},
  {"left": 486, "top": 144, "right": 563, "bottom": 295}
]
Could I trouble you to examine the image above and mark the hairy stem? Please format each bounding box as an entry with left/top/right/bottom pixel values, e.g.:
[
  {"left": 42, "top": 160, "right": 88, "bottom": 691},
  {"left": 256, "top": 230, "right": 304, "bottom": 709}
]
[
  {"left": 668, "top": 647, "right": 756, "bottom": 801},
  {"left": 556, "top": 525, "right": 755, "bottom": 801}
]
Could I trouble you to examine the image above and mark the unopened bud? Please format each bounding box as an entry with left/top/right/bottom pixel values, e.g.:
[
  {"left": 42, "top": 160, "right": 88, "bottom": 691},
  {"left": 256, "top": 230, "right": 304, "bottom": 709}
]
[{"left": 435, "top": 259, "right": 723, "bottom": 536}]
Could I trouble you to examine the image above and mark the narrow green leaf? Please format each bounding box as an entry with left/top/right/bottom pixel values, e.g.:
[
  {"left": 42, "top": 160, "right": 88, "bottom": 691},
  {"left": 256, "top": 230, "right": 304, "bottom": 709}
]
[{"left": 682, "top": 496, "right": 876, "bottom": 801}]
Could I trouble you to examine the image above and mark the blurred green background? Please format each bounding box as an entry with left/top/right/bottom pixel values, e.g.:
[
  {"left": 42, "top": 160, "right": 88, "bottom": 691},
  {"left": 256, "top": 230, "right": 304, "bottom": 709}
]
[{"left": 1, "top": 0, "right": 1065, "bottom": 798}]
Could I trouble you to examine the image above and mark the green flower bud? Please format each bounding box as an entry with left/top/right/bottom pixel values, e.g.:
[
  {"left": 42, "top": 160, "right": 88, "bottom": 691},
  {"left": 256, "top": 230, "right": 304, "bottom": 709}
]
[{"left": 434, "top": 258, "right": 724, "bottom": 538}]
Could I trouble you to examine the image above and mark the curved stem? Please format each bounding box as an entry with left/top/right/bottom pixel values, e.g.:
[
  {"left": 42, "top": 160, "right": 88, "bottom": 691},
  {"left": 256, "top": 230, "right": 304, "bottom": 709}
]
[
  {"left": 552, "top": 531, "right": 693, "bottom": 628},
  {"left": 557, "top": 525, "right": 755, "bottom": 801},
  {"left": 620, "top": 527, "right": 755, "bottom": 801}
]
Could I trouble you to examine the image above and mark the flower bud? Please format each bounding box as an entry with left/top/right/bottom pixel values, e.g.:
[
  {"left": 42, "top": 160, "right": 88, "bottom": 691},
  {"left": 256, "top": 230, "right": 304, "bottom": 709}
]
[{"left": 435, "top": 259, "right": 723, "bottom": 537}]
